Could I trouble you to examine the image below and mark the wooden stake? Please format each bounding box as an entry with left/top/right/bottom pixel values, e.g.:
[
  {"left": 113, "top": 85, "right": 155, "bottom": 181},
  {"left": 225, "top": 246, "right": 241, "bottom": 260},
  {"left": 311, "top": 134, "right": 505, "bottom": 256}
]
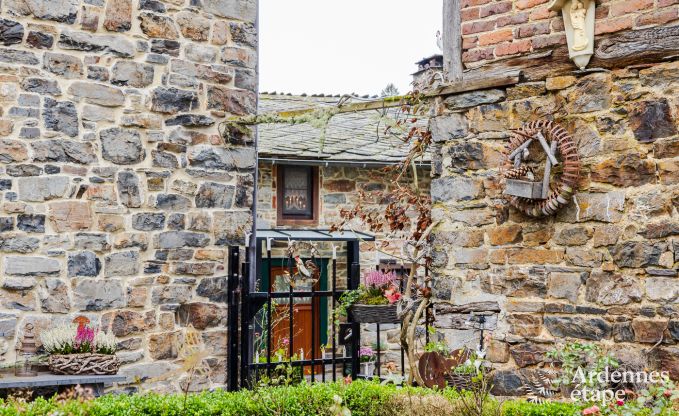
[
  {"left": 541, "top": 140, "right": 557, "bottom": 199},
  {"left": 536, "top": 132, "right": 559, "bottom": 165},
  {"left": 443, "top": 0, "right": 463, "bottom": 82},
  {"left": 508, "top": 139, "right": 532, "bottom": 160}
]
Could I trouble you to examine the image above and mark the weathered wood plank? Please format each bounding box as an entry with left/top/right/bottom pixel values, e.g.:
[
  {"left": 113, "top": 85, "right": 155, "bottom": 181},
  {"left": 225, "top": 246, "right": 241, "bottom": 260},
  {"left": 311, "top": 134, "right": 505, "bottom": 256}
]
[
  {"left": 433, "top": 69, "right": 521, "bottom": 97},
  {"left": 435, "top": 301, "right": 502, "bottom": 314},
  {"left": 250, "top": 71, "right": 522, "bottom": 121},
  {"left": 464, "top": 25, "right": 679, "bottom": 82},
  {"left": 443, "top": 0, "right": 463, "bottom": 82},
  {"left": 595, "top": 25, "right": 679, "bottom": 64}
]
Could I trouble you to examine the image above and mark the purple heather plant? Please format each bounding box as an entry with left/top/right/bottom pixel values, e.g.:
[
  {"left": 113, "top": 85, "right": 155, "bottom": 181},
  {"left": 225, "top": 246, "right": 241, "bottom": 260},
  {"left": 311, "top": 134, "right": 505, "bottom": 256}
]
[
  {"left": 363, "top": 270, "right": 396, "bottom": 289},
  {"left": 74, "top": 325, "right": 95, "bottom": 352},
  {"left": 359, "top": 346, "right": 375, "bottom": 363}
]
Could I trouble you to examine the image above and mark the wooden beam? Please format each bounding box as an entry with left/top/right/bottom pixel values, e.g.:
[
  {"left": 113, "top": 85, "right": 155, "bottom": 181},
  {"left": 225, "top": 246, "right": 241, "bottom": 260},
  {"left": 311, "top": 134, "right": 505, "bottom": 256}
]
[
  {"left": 431, "top": 69, "right": 521, "bottom": 96},
  {"left": 252, "top": 71, "right": 522, "bottom": 122},
  {"left": 462, "top": 25, "right": 679, "bottom": 82},
  {"left": 435, "top": 301, "right": 501, "bottom": 314},
  {"left": 442, "top": 0, "right": 463, "bottom": 82},
  {"left": 595, "top": 25, "right": 679, "bottom": 65}
]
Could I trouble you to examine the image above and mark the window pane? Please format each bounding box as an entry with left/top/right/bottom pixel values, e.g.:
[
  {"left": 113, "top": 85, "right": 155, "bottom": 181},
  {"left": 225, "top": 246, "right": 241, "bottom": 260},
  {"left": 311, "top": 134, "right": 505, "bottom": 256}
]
[{"left": 282, "top": 166, "right": 312, "bottom": 217}]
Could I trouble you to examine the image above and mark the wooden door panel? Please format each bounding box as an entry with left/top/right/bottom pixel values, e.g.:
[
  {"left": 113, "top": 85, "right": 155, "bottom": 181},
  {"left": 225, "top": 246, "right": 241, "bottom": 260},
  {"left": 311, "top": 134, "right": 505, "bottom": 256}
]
[{"left": 269, "top": 266, "right": 321, "bottom": 374}]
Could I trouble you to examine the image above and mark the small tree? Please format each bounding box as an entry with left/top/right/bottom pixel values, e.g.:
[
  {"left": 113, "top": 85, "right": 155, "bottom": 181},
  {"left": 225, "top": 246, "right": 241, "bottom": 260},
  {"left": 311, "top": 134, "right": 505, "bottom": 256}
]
[
  {"left": 219, "top": 88, "right": 434, "bottom": 386},
  {"left": 331, "top": 89, "right": 433, "bottom": 386},
  {"left": 380, "top": 83, "right": 400, "bottom": 97}
]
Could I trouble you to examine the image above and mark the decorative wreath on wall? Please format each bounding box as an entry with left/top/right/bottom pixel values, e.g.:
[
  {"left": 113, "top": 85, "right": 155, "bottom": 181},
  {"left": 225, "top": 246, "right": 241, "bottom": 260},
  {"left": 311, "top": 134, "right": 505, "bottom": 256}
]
[{"left": 501, "top": 120, "right": 581, "bottom": 217}]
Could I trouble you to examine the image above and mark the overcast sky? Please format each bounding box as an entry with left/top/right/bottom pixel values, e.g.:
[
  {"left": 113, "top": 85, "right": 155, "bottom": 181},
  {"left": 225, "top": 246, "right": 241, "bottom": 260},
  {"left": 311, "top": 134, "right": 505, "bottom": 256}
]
[{"left": 259, "top": 0, "right": 442, "bottom": 96}]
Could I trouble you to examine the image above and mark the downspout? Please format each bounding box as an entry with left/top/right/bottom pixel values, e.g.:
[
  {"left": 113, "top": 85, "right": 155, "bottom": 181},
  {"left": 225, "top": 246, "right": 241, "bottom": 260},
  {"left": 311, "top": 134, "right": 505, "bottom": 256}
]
[{"left": 250, "top": 1, "right": 260, "bottom": 287}]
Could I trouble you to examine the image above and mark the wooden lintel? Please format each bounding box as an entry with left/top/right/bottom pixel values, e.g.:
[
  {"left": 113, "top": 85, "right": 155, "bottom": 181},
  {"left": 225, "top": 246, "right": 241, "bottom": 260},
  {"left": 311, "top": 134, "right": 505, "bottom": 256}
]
[
  {"left": 251, "top": 71, "right": 522, "bottom": 122},
  {"left": 435, "top": 301, "right": 502, "bottom": 314},
  {"left": 429, "top": 69, "right": 522, "bottom": 97},
  {"left": 463, "top": 25, "right": 679, "bottom": 82}
]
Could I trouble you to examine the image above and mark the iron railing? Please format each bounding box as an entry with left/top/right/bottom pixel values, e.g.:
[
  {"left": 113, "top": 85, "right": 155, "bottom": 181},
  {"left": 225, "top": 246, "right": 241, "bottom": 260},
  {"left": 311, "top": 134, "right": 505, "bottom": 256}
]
[{"left": 226, "top": 239, "right": 431, "bottom": 390}]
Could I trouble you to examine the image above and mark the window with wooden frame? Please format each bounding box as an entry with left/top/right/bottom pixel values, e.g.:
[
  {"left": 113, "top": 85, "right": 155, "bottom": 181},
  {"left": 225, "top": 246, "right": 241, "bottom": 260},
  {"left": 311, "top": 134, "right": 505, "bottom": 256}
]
[{"left": 276, "top": 165, "right": 319, "bottom": 225}]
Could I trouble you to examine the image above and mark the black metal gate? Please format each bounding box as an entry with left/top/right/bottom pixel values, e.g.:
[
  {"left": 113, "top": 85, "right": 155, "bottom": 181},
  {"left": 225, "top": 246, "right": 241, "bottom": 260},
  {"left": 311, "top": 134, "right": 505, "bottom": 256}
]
[{"left": 227, "top": 229, "right": 415, "bottom": 390}]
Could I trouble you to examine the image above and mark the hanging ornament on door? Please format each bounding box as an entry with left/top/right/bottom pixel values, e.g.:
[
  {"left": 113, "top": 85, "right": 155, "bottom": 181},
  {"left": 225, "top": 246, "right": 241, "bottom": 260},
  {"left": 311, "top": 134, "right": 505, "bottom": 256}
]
[{"left": 284, "top": 240, "right": 321, "bottom": 288}]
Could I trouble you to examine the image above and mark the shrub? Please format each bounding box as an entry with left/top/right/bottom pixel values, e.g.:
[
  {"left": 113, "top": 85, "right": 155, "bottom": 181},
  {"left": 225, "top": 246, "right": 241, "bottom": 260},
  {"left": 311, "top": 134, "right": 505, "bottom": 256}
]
[
  {"left": 1, "top": 380, "right": 673, "bottom": 416},
  {"left": 502, "top": 400, "right": 582, "bottom": 416}
]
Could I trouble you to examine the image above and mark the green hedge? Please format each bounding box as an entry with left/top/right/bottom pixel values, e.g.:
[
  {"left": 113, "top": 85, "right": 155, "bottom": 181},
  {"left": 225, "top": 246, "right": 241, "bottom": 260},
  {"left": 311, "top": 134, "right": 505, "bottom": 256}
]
[
  {"left": 0, "top": 380, "right": 583, "bottom": 416},
  {"left": 502, "top": 401, "right": 581, "bottom": 416}
]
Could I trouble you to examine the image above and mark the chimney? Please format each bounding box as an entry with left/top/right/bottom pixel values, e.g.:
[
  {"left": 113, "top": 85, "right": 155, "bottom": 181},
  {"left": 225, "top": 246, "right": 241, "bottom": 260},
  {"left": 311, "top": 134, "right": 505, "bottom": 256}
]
[{"left": 412, "top": 55, "right": 444, "bottom": 87}]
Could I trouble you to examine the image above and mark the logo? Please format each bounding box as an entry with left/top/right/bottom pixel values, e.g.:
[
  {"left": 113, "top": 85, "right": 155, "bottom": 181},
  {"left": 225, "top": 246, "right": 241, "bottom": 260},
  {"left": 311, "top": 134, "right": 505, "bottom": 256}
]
[{"left": 570, "top": 367, "right": 670, "bottom": 406}]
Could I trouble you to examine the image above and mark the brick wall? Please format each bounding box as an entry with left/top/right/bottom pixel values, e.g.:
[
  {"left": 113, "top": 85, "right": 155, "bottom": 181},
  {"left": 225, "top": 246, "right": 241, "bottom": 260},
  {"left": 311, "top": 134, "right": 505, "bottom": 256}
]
[
  {"left": 0, "top": 0, "right": 257, "bottom": 391},
  {"left": 461, "top": 0, "right": 679, "bottom": 67}
]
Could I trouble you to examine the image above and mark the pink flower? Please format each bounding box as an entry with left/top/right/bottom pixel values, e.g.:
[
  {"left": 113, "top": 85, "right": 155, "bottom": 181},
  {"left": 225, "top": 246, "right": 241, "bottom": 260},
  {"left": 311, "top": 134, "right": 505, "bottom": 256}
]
[
  {"left": 664, "top": 390, "right": 672, "bottom": 398},
  {"left": 282, "top": 338, "right": 289, "bottom": 346},
  {"left": 616, "top": 399, "right": 624, "bottom": 406},
  {"left": 383, "top": 285, "right": 402, "bottom": 304},
  {"left": 583, "top": 406, "right": 600, "bottom": 415},
  {"left": 385, "top": 292, "right": 401, "bottom": 304},
  {"left": 359, "top": 346, "right": 375, "bottom": 358},
  {"left": 364, "top": 271, "right": 396, "bottom": 289},
  {"left": 75, "top": 325, "right": 95, "bottom": 348}
]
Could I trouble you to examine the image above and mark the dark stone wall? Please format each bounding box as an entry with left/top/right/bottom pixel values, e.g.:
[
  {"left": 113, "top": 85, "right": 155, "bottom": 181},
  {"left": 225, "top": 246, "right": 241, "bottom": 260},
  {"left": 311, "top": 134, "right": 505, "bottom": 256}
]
[{"left": 429, "top": 61, "right": 679, "bottom": 393}]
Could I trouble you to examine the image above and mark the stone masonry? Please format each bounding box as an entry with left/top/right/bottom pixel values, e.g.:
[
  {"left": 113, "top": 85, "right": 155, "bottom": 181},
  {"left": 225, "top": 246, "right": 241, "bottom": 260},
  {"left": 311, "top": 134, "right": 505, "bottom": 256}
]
[
  {"left": 430, "top": 54, "right": 679, "bottom": 395},
  {"left": 257, "top": 163, "right": 431, "bottom": 272},
  {"left": 257, "top": 162, "right": 431, "bottom": 373},
  {"left": 0, "top": 0, "right": 257, "bottom": 391}
]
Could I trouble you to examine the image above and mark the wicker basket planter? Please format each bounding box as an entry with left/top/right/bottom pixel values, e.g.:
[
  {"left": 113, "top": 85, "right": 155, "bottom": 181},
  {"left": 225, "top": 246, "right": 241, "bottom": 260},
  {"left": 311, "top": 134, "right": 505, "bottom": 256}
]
[
  {"left": 48, "top": 353, "right": 120, "bottom": 376},
  {"left": 444, "top": 373, "right": 475, "bottom": 390},
  {"left": 349, "top": 304, "right": 399, "bottom": 324}
]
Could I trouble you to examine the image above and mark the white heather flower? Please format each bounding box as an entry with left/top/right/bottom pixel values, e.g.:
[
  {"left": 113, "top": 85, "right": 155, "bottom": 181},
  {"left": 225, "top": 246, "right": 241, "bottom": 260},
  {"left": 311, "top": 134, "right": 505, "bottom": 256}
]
[
  {"left": 39, "top": 325, "right": 117, "bottom": 355},
  {"left": 40, "top": 325, "right": 78, "bottom": 354},
  {"left": 93, "top": 330, "right": 117, "bottom": 354}
]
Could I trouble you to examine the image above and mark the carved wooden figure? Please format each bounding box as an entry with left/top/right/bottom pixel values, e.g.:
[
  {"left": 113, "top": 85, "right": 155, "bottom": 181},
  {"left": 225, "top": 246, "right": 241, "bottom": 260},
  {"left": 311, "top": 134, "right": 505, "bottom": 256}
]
[{"left": 548, "top": 0, "right": 595, "bottom": 70}]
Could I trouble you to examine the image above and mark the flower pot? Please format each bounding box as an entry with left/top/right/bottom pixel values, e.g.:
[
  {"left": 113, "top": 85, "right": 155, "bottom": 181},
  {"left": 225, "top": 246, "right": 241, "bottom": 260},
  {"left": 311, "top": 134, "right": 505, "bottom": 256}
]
[
  {"left": 361, "top": 361, "right": 376, "bottom": 376},
  {"left": 560, "top": 384, "right": 576, "bottom": 398},
  {"left": 48, "top": 353, "right": 120, "bottom": 375},
  {"left": 349, "top": 304, "right": 399, "bottom": 324},
  {"left": 445, "top": 373, "right": 474, "bottom": 391},
  {"left": 322, "top": 351, "right": 333, "bottom": 373}
]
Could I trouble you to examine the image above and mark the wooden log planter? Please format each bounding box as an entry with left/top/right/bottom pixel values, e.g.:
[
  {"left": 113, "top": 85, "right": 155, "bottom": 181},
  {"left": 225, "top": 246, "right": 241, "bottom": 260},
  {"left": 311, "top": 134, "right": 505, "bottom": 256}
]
[{"left": 48, "top": 354, "right": 120, "bottom": 376}]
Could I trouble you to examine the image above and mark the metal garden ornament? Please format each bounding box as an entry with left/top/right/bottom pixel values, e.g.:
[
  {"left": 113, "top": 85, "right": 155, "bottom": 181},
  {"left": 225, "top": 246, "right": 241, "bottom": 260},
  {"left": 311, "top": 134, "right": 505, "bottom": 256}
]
[
  {"left": 284, "top": 240, "right": 320, "bottom": 288},
  {"left": 502, "top": 120, "right": 581, "bottom": 217}
]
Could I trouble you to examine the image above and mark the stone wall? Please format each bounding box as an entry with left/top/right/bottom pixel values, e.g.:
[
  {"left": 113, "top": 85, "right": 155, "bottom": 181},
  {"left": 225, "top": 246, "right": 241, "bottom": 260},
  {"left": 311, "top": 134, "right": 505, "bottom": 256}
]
[
  {"left": 429, "top": 59, "right": 679, "bottom": 393},
  {"left": 257, "top": 162, "right": 431, "bottom": 272},
  {"left": 461, "top": 0, "right": 679, "bottom": 67},
  {"left": 0, "top": 0, "right": 257, "bottom": 391}
]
